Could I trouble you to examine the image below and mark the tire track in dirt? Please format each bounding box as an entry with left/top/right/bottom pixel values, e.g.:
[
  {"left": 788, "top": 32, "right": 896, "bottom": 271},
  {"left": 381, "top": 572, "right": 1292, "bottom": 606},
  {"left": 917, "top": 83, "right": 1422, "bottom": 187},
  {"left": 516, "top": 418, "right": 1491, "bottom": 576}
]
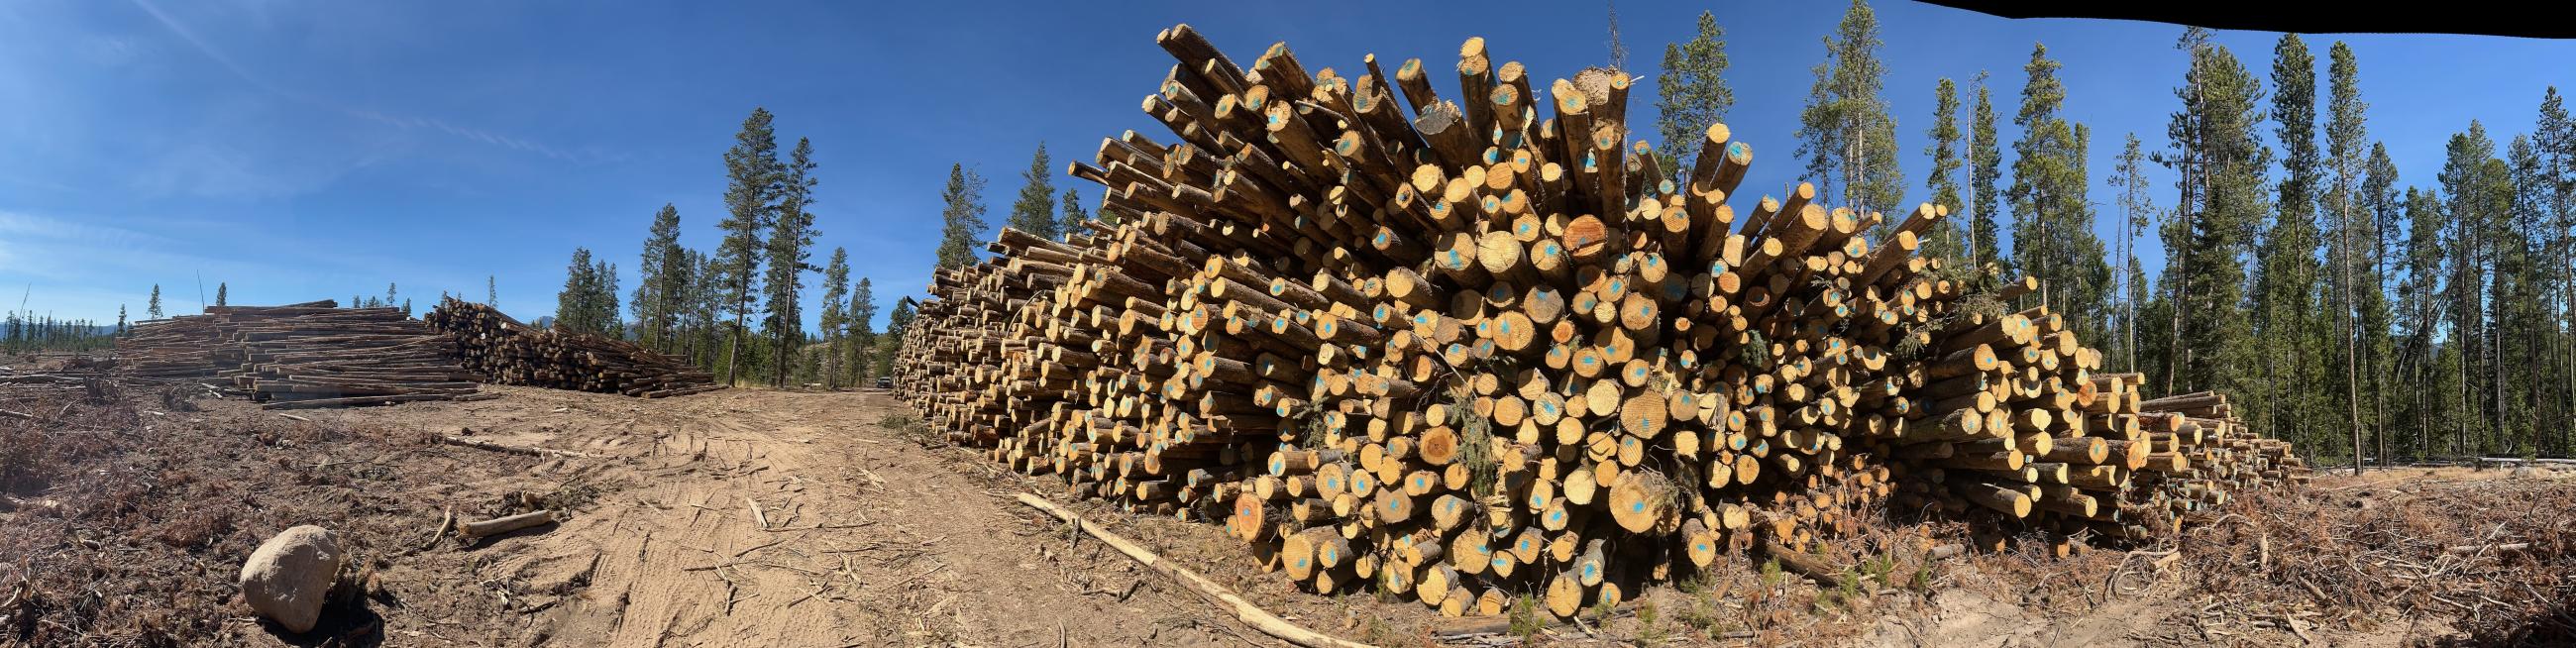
[{"left": 379, "top": 386, "right": 1248, "bottom": 647}]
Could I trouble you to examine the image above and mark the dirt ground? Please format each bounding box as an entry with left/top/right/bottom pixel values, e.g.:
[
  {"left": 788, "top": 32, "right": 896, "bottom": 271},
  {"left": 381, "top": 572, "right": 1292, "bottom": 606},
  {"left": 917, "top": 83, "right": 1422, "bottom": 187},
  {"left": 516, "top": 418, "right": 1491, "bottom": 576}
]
[
  {"left": 4, "top": 376, "right": 2568, "bottom": 647},
  {"left": 2, "top": 381, "right": 1425, "bottom": 647}
]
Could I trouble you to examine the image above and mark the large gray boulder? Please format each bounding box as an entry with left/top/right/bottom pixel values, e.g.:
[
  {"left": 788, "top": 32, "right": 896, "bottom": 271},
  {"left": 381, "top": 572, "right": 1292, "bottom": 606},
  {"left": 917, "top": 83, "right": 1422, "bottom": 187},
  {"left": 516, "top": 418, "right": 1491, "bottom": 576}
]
[{"left": 238, "top": 525, "right": 345, "bottom": 633}]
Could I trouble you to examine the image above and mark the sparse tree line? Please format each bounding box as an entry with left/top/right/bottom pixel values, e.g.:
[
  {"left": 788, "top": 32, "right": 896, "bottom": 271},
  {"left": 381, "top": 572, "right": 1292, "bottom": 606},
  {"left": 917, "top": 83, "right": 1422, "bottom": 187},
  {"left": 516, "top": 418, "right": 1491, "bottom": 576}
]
[
  {"left": 1657, "top": 2, "right": 2576, "bottom": 466},
  {"left": 1, "top": 313, "right": 114, "bottom": 353},
  {"left": 551, "top": 105, "right": 1117, "bottom": 390},
  {"left": 594, "top": 108, "right": 896, "bottom": 389}
]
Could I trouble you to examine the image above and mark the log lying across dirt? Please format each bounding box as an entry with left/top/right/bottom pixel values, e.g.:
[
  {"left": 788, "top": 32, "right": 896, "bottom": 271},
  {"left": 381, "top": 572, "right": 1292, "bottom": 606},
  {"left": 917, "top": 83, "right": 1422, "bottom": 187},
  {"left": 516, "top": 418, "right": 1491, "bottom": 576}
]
[
  {"left": 894, "top": 25, "right": 2308, "bottom": 618},
  {"left": 423, "top": 297, "right": 723, "bottom": 397},
  {"left": 117, "top": 300, "right": 488, "bottom": 409}
]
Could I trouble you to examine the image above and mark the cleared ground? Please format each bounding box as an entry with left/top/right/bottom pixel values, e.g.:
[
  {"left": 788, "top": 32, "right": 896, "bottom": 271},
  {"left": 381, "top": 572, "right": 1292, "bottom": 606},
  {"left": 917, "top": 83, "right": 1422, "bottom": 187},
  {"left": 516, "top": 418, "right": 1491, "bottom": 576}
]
[{"left": 2, "top": 378, "right": 2566, "bottom": 647}]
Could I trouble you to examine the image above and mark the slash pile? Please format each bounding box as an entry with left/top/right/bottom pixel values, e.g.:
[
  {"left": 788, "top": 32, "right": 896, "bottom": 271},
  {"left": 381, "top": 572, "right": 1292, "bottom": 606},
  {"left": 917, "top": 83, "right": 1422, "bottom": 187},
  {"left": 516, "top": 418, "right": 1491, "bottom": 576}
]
[
  {"left": 116, "top": 299, "right": 488, "bottom": 409},
  {"left": 894, "top": 25, "right": 2308, "bottom": 618},
  {"left": 423, "top": 297, "right": 723, "bottom": 397}
]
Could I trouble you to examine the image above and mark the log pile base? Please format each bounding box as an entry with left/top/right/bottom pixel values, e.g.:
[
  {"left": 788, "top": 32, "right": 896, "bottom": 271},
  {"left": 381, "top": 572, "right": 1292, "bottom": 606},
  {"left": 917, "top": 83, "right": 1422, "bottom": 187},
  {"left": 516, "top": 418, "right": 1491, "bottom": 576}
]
[
  {"left": 116, "top": 300, "right": 486, "bottom": 408},
  {"left": 424, "top": 298, "right": 721, "bottom": 397}
]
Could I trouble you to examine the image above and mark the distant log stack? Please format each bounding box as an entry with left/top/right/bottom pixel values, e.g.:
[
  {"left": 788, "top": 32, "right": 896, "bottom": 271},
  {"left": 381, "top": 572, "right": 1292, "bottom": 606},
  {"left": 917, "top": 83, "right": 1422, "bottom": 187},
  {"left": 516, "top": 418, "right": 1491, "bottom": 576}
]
[
  {"left": 894, "top": 25, "right": 2308, "bottom": 619},
  {"left": 116, "top": 299, "right": 488, "bottom": 409},
  {"left": 423, "top": 297, "right": 722, "bottom": 397}
]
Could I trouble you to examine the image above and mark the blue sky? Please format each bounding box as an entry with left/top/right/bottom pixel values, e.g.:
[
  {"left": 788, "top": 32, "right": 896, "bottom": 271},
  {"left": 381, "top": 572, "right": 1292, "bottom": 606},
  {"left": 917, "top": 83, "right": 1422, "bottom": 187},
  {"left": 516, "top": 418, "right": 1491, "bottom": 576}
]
[{"left": 3, "top": 1, "right": 2569, "bottom": 331}]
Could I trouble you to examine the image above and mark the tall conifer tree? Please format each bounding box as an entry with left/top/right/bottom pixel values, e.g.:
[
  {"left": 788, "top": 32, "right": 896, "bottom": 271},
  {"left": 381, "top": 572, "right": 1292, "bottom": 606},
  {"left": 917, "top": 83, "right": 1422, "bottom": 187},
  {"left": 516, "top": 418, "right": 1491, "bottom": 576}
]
[
  {"left": 1008, "top": 145, "right": 1058, "bottom": 239},
  {"left": 766, "top": 137, "right": 820, "bottom": 386},
  {"left": 1059, "top": 188, "right": 1089, "bottom": 240},
  {"left": 1921, "top": 78, "right": 1966, "bottom": 262},
  {"left": 1795, "top": 0, "right": 1903, "bottom": 218},
  {"left": 1655, "top": 11, "right": 1733, "bottom": 173},
  {"left": 935, "top": 164, "right": 991, "bottom": 270},
  {"left": 1967, "top": 72, "right": 2003, "bottom": 270},
  {"left": 818, "top": 247, "right": 850, "bottom": 390},
  {"left": 717, "top": 108, "right": 783, "bottom": 384}
]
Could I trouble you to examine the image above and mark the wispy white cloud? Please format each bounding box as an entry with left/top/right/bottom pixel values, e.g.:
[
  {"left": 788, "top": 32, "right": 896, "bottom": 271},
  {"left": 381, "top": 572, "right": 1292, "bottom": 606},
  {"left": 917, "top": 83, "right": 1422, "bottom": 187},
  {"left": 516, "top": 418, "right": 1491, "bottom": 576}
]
[
  {"left": 127, "top": 0, "right": 290, "bottom": 98},
  {"left": 0, "top": 210, "right": 234, "bottom": 282},
  {"left": 128, "top": 0, "right": 612, "bottom": 165},
  {"left": 79, "top": 35, "right": 141, "bottom": 67},
  {"left": 347, "top": 110, "right": 588, "bottom": 162},
  {"left": 0, "top": 172, "right": 76, "bottom": 194},
  {"left": 125, "top": 142, "right": 356, "bottom": 200}
]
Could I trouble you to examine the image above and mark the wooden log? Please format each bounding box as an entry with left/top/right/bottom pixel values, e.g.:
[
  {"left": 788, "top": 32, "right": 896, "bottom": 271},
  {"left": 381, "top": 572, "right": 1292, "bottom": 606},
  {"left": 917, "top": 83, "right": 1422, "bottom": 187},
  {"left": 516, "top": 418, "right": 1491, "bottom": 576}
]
[
  {"left": 458, "top": 510, "right": 556, "bottom": 538},
  {"left": 1018, "top": 493, "right": 1374, "bottom": 648}
]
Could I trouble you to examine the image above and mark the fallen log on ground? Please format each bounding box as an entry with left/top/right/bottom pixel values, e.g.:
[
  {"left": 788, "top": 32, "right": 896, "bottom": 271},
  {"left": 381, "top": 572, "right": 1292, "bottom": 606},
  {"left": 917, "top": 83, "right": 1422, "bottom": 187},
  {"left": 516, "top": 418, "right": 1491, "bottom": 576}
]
[
  {"left": 1016, "top": 493, "right": 1374, "bottom": 648},
  {"left": 458, "top": 510, "right": 557, "bottom": 539},
  {"left": 435, "top": 435, "right": 605, "bottom": 459}
]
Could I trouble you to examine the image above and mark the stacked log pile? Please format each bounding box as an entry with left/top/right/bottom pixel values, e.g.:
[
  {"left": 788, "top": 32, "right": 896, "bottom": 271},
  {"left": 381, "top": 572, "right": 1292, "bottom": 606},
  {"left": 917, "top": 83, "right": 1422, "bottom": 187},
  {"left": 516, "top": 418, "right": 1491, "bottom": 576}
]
[
  {"left": 116, "top": 299, "right": 488, "bottom": 409},
  {"left": 423, "top": 297, "right": 722, "bottom": 397},
  {"left": 894, "top": 25, "right": 2308, "bottom": 618}
]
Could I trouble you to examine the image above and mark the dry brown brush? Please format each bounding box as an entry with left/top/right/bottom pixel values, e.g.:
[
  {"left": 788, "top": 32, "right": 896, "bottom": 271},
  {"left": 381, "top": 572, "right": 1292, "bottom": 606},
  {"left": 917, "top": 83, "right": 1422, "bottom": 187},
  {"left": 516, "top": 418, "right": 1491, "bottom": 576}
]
[{"left": 0, "top": 387, "right": 544, "bottom": 646}]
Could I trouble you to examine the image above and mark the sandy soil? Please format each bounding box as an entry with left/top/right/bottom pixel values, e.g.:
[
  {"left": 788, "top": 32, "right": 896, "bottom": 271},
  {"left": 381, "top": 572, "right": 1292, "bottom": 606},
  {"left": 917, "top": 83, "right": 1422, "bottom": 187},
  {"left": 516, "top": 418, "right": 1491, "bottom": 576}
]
[{"left": 299, "top": 385, "right": 1298, "bottom": 647}]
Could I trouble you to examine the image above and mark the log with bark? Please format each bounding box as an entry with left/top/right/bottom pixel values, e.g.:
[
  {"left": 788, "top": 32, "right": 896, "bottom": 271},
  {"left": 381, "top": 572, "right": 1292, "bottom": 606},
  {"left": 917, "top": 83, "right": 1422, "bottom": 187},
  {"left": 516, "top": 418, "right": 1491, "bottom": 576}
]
[
  {"left": 423, "top": 297, "right": 722, "bottom": 397},
  {"left": 114, "top": 300, "right": 488, "bottom": 408}
]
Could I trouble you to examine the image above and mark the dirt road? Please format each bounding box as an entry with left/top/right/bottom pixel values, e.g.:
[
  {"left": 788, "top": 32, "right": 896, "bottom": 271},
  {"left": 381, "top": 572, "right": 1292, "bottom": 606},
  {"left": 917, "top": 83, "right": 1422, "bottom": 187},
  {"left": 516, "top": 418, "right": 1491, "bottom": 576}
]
[{"left": 327, "top": 385, "right": 1278, "bottom": 647}]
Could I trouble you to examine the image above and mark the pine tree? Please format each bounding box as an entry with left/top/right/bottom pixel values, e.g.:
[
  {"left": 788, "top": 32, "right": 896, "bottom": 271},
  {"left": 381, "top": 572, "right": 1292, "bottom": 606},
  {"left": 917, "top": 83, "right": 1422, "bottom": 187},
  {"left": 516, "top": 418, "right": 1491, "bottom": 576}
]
[
  {"left": 1059, "top": 188, "right": 1090, "bottom": 240},
  {"left": 386, "top": 282, "right": 398, "bottom": 308},
  {"left": 690, "top": 250, "right": 722, "bottom": 368},
  {"left": 1008, "top": 144, "right": 1058, "bottom": 239},
  {"left": 2533, "top": 87, "right": 2576, "bottom": 458},
  {"left": 2156, "top": 28, "right": 2268, "bottom": 396},
  {"left": 1795, "top": 0, "right": 1903, "bottom": 219},
  {"left": 1654, "top": 11, "right": 1733, "bottom": 173},
  {"left": 1967, "top": 71, "right": 2003, "bottom": 270},
  {"left": 215, "top": 282, "right": 227, "bottom": 307},
  {"left": 2361, "top": 144, "right": 2400, "bottom": 464},
  {"left": 880, "top": 297, "right": 916, "bottom": 378},
  {"left": 818, "top": 248, "right": 851, "bottom": 390},
  {"left": 766, "top": 137, "right": 820, "bottom": 387},
  {"left": 2396, "top": 185, "right": 2445, "bottom": 459},
  {"left": 148, "top": 285, "right": 162, "bottom": 320},
  {"left": 2253, "top": 33, "right": 2322, "bottom": 453},
  {"left": 2109, "top": 134, "right": 2156, "bottom": 373},
  {"left": 636, "top": 203, "right": 684, "bottom": 352},
  {"left": 594, "top": 262, "right": 621, "bottom": 336},
  {"left": 935, "top": 164, "right": 991, "bottom": 270},
  {"left": 717, "top": 107, "right": 783, "bottom": 385},
  {"left": 1919, "top": 77, "right": 1965, "bottom": 262},
  {"left": 849, "top": 277, "right": 877, "bottom": 382},
  {"left": 487, "top": 275, "right": 497, "bottom": 308},
  {"left": 2438, "top": 122, "right": 2504, "bottom": 456},
  {"left": 559, "top": 248, "right": 597, "bottom": 332},
  {"left": 2005, "top": 42, "right": 2106, "bottom": 340},
  {"left": 2503, "top": 136, "right": 2547, "bottom": 457},
  {"left": 116, "top": 305, "right": 127, "bottom": 337},
  {"left": 2322, "top": 41, "right": 2370, "bottom": 470}
]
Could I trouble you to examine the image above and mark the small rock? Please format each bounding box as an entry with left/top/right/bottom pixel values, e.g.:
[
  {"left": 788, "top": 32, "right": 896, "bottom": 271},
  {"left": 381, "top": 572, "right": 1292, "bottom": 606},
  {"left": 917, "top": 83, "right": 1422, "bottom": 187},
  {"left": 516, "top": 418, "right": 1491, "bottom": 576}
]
[{"left": 239, "top": 525, "right": 346, "bottom": 633}]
